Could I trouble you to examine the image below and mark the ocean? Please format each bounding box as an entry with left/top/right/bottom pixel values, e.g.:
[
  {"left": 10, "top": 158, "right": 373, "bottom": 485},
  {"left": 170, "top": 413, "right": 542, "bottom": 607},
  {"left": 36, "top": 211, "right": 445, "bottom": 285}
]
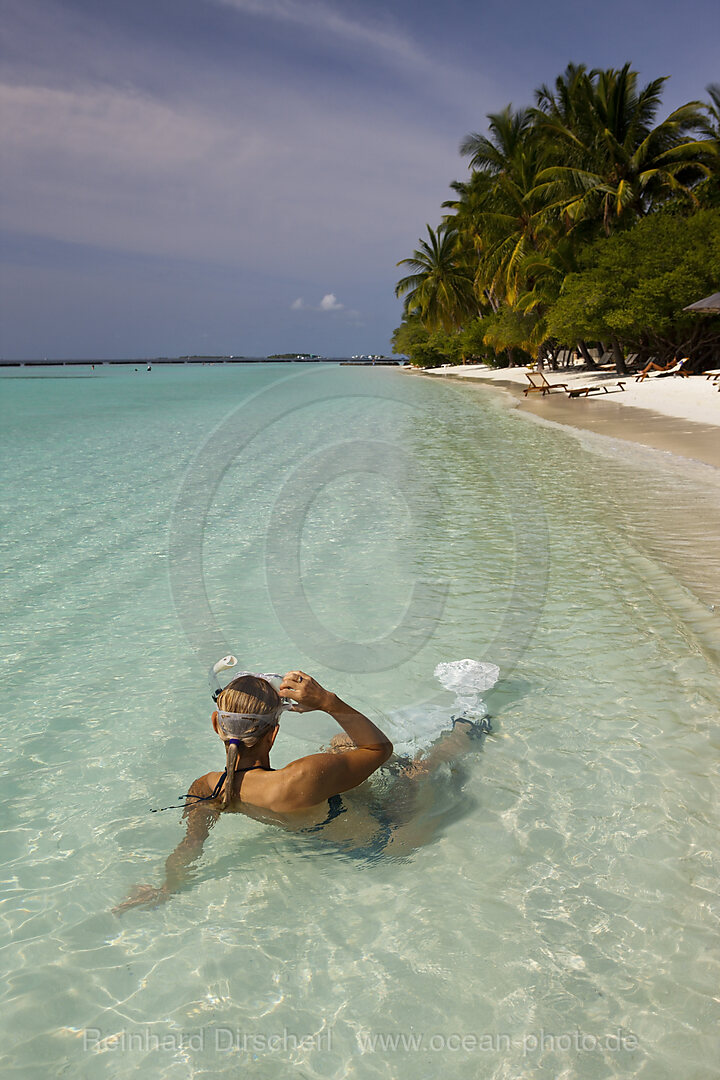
[{"left": 1, "top": 362, "right": 719, "bottom": 1078}]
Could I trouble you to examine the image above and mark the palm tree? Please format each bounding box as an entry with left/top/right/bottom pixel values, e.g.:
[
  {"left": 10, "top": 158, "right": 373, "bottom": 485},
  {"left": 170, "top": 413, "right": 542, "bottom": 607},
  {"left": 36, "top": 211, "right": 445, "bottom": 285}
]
[
  {"left": 695, "top": 83, "right": 720, "bottom": 206},
  {"left": 454, "top": 106, "right": 558, "bottom": 305},
  {"left": 468, "top": 141, "right": 551, "bottom": 305},
  {"left": 532, "top": 63, "right": 715, "bottom": 233},
  {"left": 442, "top": 172, "right": 500, "bottom": 311},
  {"left": 460, "top": 105, "right": 535, "bottom": 176},
  {"left": 395, "top": 224, "right": 476, "bottom": 332},
  {"left": 450, "top": 105, "right": 571, "bottom": 363},
  {"left": 514, "top": 235, "right": 603, "bottom": 367}
]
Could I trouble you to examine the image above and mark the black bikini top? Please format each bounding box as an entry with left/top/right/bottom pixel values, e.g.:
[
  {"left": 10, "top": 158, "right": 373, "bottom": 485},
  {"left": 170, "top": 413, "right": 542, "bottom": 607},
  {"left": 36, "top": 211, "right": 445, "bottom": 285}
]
[
  {"left": 150, "top": 763, "right": 270, "bottom": 813},
  {"left": 151, "top": 764, "right": 346, "bottom": 828}
]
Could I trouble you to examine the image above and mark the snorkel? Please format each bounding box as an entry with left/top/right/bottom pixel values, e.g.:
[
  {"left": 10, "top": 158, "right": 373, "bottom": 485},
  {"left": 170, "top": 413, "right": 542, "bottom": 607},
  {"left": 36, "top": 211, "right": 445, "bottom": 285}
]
[
  {"left": 209, "top": 655, "right": 239, "bottom": 702},
  {"left": 151, "top": 657, "right": 289, "bottom": 814},
  {"left": 208, "top": 655, "right": 295, "bottom": 728}
]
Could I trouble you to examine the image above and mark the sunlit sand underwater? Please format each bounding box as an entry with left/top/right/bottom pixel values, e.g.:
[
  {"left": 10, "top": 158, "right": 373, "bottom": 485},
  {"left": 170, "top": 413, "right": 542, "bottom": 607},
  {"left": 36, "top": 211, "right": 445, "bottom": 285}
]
[{"left": 1, "top": 363, "right": 719, "bottom": 1079}]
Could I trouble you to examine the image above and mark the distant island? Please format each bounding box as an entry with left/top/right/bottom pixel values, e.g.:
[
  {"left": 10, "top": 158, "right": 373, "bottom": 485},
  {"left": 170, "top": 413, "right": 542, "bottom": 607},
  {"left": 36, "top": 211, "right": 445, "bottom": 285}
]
[
  {"left": 267, "top": 353, "right": 323, "bottom": 360},
  {"left": 0, "top": 354, "right": 406, "bottom": 367}
]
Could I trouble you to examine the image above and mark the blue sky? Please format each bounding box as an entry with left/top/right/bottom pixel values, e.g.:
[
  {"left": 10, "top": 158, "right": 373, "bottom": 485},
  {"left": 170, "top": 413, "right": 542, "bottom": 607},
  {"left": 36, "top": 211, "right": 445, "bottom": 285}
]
[{"left": 1, "top": 0, "right": 719, "bottom": 358}]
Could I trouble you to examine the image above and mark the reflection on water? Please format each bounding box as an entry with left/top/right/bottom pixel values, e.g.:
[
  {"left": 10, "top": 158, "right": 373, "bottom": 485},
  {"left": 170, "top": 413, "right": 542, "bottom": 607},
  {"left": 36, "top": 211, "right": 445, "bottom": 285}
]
[{"left": 1, "top": 365, "right": 718, "bottom": 1079}]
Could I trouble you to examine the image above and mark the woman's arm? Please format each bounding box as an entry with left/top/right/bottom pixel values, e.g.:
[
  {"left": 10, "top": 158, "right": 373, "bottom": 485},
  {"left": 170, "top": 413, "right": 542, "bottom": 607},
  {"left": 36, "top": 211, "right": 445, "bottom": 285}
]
[
  {"left": 113, "top": 778, "right": 219, "bottom": 913},
  {"left": 269, "top": 672, "right": 393, "bottom": 810},
  {"left": 159, "top": 797, "right": 219, "bottom": 896},
  {"left": 280, "top": 671, "right": 392, "bottom": 749}
]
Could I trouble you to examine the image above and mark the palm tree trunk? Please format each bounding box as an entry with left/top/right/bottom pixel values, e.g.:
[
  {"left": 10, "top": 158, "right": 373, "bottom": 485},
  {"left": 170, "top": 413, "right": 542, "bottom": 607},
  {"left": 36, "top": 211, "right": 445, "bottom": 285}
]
[
  {"left": 484, "top": 289, "right": 500, "bottom": 313},
  {"left": 577, "top": 340, "right": 597, "bottom": 369},
  {"left": 611, "top": 337, "right": 628, "bottom": 376}
]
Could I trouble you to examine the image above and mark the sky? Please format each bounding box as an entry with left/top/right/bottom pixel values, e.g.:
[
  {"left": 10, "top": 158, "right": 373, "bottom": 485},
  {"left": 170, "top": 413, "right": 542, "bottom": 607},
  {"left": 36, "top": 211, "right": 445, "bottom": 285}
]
[{"left": 1, "top": 0, "right": 719, "bottom": 359}]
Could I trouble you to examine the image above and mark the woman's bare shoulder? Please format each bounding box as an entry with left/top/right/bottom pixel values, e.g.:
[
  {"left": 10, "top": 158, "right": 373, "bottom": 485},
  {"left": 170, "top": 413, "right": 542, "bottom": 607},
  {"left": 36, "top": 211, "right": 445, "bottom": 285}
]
[{"left": 188, "top": 772, "right": 222, "bottom": 798}]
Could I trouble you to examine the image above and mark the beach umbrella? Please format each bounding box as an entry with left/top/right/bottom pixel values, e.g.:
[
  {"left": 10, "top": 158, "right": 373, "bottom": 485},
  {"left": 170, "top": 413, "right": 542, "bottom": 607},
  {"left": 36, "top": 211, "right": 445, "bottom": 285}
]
[{"left": 683, "top": 291, "right": 720, "bottom": 313}]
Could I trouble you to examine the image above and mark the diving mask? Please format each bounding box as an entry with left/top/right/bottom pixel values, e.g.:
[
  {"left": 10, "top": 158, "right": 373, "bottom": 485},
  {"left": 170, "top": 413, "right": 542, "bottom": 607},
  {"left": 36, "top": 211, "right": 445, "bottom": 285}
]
[{"left": 208, "top": 655, "right": 295, "bottom": 711}]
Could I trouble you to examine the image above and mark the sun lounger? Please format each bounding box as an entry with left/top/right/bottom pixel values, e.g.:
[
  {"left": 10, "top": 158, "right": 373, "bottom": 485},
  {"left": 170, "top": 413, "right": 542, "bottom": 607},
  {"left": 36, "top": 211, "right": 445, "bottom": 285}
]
[
  {"left": 566, "top": 382, "right": 626, "bottom": 398},
  {"left": 523, "top": 372, "right": 569, "bottom": 396},
  {"left": 651, "top": 358, "right": 692, "bottom": 378},
  {"left": 635, "top": 359, "right": 672, "bottom": 380},
  {"left": 635, "top": 358, "right": 692, "bottom": 381},
  {"left": 595, "top": 353, "right": 618, "bottom": 372}
]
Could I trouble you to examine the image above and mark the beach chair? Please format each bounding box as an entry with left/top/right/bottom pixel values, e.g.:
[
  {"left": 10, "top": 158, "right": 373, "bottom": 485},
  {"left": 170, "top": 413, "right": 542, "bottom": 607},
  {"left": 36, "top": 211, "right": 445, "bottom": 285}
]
[
  {"left": 635, "top": 358, "right": 669, "bottom": 381},
  {"left": 635, "top": 357, "right": 692, "bottom": 381},
  {"left": 595, "top": 353, "right": 617, "bottom": 372},
  {"left": 653, "top": 358, "right": 692, "bottom": 378},
  {"left": 523, "top": 372, "right": 569, "bottom": 396},
  {"left": 566, "top": 382, "right": 626, "bottom": 398}
]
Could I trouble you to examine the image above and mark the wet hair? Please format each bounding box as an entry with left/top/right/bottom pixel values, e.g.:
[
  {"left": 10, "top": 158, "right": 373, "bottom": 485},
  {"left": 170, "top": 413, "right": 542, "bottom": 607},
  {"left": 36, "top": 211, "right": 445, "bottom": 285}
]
[{"left": 215, "top": 675, "right": 281, "bottom": 808}]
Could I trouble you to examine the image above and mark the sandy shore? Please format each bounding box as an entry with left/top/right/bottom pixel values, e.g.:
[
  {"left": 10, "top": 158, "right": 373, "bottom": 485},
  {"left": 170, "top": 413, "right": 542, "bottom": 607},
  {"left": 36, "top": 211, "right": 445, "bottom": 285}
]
[
  {"left": 406, "top": 360, "right": 720, "bottom": 610},
  {"left": 417, "top": 363, "right": 720, "bottom": 469}
]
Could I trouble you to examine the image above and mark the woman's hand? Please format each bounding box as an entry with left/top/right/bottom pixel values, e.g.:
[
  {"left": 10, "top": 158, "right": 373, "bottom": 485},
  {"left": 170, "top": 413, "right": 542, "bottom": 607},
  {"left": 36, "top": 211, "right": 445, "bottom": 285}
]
[
  {"left": 112, "top": 883, "right": 168, "bottom": 914},
  {"left": 280, "top": 671, "right": 333, "bottom": 713}
]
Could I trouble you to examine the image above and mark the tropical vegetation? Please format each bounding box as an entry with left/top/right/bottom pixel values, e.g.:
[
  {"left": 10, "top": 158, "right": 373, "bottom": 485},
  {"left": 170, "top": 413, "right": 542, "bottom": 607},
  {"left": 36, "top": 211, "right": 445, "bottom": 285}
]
[{"left": 393, "top": 65, "right": 720, "bottom": 372}]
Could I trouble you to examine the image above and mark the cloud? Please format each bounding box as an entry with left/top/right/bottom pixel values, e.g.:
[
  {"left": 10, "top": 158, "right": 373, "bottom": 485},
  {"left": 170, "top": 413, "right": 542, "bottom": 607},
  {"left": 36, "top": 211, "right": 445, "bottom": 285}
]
[
  {"left": 0, "top": 0, "right": 497, "bottom": 356},
  {"left": 289, "top": 294, "right": 346, "bottom": 313},
  {"left": 211, "top": 0, "right": 423, "bottom": 66},
  {"left": 0, "top": 77, "right": 461, "bottom": 276}
]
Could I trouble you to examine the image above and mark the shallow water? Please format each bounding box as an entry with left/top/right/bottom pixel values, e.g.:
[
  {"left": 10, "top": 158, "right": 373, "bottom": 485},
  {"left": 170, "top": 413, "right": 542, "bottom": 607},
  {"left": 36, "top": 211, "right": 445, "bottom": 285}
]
[{"left": 1, "top": 364, "right": 719, "bottom": 1079}]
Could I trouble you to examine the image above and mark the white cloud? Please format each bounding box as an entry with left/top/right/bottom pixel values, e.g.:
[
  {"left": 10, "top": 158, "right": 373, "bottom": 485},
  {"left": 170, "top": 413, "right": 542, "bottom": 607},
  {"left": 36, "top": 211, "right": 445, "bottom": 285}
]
[
  {"left": 290, "top": 294, "right": 347, "bottom": 313},
  {"left": 0, "top": 78, "right": 462, "bottom": 277},
  {"left": 319, "top": 293, "right": 343, "bottom": 312},
  {"left": 211, "top": 0, "right": 423, "bottom": 65}
]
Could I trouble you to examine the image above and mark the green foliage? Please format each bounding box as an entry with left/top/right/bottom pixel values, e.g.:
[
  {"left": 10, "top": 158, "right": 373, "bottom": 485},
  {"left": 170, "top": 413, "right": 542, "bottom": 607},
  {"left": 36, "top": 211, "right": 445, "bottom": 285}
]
[
  {"left": 459, "top": 319, "right": 493, "bottom": 362},
  {"left": 429, "top": 330, "right": 465, "bottom": 366},
  {"left": 392, "top": 64, "right": 719, "bottom": 363},
  {"left": 391, "top": 314, "right": 481, "bottom": 367},
  {"left": 480, "top": 307, "right": 538, "bottom": 353},
  {"left": 390, "top": 315, "right": 429, "bottom": 359},
  {"left": 395, "top": 223, "right": 476, "bottom": 332},
  {"left": 546, "top": 209, "right": 720, "bottom": 353},
  {"left": 390, "top": 316, "right": 449, "bottom": 367},
  {"left": 532, "top": 64, "right": 714, "bottom": 233}
]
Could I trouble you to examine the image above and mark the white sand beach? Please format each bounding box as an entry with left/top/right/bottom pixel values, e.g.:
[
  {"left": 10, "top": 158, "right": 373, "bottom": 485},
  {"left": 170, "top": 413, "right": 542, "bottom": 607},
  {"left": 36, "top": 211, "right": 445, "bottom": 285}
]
[
  {"left": 416, "top": 363, "right": 720, "bottom": 468},
  {"left": 423, "top": 363, "right": 720, "bottom": 425}
]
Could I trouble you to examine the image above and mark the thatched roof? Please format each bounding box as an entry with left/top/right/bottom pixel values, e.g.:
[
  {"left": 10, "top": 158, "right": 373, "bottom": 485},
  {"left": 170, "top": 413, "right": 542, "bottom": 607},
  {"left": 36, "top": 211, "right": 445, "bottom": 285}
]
[{"left": 683, "top": 291, "right": 720, "bottom": 313}]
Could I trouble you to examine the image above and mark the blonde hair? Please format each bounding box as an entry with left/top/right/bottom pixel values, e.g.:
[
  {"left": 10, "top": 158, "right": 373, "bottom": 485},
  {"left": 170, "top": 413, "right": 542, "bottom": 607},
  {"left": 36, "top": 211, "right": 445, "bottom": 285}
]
[{"left": 215, "top": 675, "right": 281, "bottom": 808}]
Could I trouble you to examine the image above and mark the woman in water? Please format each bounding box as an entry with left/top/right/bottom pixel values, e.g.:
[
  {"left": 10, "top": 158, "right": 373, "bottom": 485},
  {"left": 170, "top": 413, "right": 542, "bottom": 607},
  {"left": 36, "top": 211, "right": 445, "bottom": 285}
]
[
  {"left": 115, "top": 670, "right": 394, "bottom": 910},
  {"left": 115, "top": 669, "right": 487, "bottom": 911}
]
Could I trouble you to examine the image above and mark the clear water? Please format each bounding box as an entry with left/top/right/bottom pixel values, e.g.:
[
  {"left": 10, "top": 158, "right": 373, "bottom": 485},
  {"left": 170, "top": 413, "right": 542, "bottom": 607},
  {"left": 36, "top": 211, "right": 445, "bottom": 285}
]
[{"left": 1, "top": 364, "right": 719, "bottom": 1079}]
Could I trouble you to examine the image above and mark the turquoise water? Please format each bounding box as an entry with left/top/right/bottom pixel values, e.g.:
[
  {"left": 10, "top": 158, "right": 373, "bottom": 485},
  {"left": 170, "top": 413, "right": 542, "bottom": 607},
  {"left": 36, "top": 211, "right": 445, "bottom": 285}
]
[{"left": 1, "top": 363, "right": 719, "bottom": 1079}]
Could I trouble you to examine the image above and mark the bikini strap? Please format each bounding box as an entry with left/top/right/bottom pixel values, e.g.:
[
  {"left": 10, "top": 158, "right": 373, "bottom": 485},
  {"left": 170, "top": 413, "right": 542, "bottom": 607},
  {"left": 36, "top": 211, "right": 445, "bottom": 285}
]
[
  {"left": 150, "top": 764, "right": 269, "bottom": 813},
  {"left": 209, "top": 770, "right": 227, "bottom": 799}
]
